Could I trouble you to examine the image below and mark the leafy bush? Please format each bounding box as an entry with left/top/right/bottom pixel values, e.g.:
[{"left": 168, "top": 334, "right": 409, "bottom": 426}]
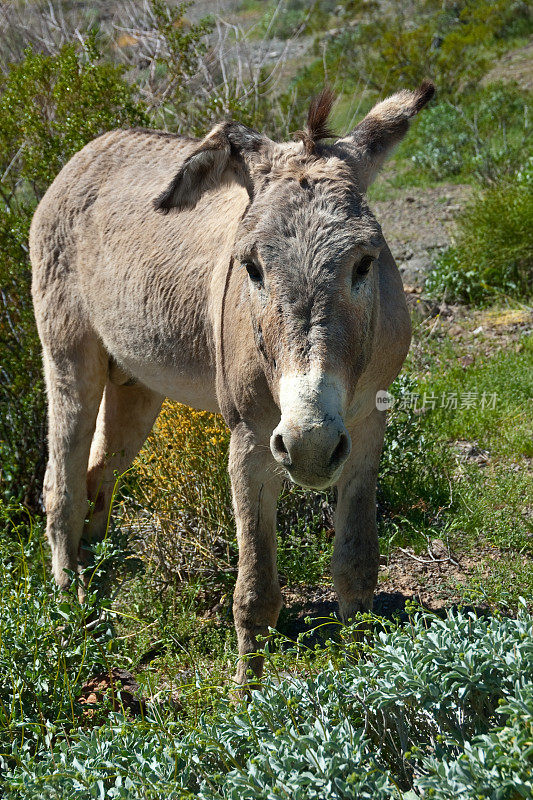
[
  {"left": 0, "top": 43, "right": 147, "bottom": 506},
  {"left": 400, "top": 84, "right": 531, "bottom": 183},
  {"left": 426, "top": 162, "right": 533, "bottom": 303},
  {"left": 378, "top": 375, "right": 452, "bottom": 545},
  {"left": 0, "top": 501, "right": 125, "bottom": 757},
  {"left": 0, "top": 212, "right": 46, "bottom": 507},
  {"left": 276, "top": 486, "right": 333, "bottom": 585},
  {"left": 124, "top": 401, "right": 236, "bottom": 587},
  {"left": 2, "top": 602, "right": 532, "bottom": 798},
  {"left": 0, "top": 42, "right": 147, "bottom": 198},
  {"left": 407, "top": 102, "right": 469, "bottom": 178}
]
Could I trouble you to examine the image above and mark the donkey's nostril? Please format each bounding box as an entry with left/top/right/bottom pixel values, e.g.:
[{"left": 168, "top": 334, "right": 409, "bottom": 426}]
[
  {"left": 329, "top": 432, "right": 351, "bottom": 471},
  {"left": 272, "top": 433, "right": 292, "bottom": 466}
]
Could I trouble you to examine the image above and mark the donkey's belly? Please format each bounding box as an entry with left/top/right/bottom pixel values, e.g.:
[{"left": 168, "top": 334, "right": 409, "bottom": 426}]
[
  {"left": 137, "top": 363, "right": 219, "bottom": 413},
  {"left": 83, "top": 247, "right": 220, "bottom": 412},
  {"left": 93, "top": 303, "right": 220, "bottom": 413},
  {"left": 108, "top": 345, "right": 219, "bottom": 413}
]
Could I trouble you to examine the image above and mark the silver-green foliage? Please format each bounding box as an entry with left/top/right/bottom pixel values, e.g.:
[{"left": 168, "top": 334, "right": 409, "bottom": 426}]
[
  {"left": 417, "top": 684, "right": 533, "bottom": 799},
  {"left": 2, "top": 601, "right": 532, "bottom": 799}
]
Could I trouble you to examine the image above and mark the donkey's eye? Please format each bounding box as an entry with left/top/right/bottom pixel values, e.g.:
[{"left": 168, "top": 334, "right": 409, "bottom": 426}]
[
  {"left": 353, "top": 255, "right": 374, "bottom": 282},
  {"left": 244, "top": 261, "right": 263, "bottom": 285}
]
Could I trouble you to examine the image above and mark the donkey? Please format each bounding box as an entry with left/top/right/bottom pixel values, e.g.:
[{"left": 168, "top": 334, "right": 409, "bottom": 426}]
[{"left": 31, "top": 82, "right": 434, "bottom": 683}]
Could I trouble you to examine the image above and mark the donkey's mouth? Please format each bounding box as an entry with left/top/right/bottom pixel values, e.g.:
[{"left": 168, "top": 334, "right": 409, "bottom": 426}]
[{"left": 284, "top": 463, "right": 345, "bottom": 491}]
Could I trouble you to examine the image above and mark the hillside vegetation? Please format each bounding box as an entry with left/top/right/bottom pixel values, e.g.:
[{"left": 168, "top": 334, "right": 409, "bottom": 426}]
[{"left": 0, "top": 1, "right": 532, "bottom": 797}]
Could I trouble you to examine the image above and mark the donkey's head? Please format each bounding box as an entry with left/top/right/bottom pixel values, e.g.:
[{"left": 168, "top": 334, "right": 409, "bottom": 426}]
[{"left": 155, "top": 82, "right": 434, "bottom": 489}]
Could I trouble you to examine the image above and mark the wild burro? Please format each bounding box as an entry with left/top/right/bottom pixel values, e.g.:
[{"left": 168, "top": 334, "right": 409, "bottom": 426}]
[{"left": 31, "top": 82, "right": 434, "bottom": 684}]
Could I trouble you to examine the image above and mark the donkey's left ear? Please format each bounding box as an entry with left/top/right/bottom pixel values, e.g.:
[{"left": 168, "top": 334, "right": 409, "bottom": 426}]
[
  {"left": 153, "top": 122, "right": 270, "bottom": 213},
  {"left": 336, "top": 81, "right": 435, "bottom": 192}
]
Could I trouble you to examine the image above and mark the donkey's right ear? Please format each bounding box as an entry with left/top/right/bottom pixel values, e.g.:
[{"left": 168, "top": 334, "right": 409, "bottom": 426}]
[{"left": 153, "top": 122, "right": 269, "bottom": 213}]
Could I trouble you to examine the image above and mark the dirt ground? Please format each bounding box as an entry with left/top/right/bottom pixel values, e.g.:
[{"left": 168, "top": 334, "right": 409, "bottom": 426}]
[
  {"left": 279, "top": 541, "right": 531, "bottom": 643},
  {"left": 481, "top": 39, "right": 533, "bottom": 92},
  {"left": 371, "top": 183, "right": 472, "bottom": 289}
]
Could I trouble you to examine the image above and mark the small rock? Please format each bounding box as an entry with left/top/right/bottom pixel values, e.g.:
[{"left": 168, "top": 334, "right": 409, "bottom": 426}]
[
  {"left": 453, "top": 440, "right": 490, "bottom": 465},
  {"left": 78, "top": 668, "right": 145, "bottom": 717}
]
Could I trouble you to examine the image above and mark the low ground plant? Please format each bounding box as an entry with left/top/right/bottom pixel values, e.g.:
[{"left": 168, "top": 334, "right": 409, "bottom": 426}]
[
  {"left": 0, "top": 502, "right": 126, "bottom": 757},
  {"left": 377, "top": 374, "right": 453, "bottom": 551},
  {"left": 1, "top": 559, "right": 531, "bottom": 800}
]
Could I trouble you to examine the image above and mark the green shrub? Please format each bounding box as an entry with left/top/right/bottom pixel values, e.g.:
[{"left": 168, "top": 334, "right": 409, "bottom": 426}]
[
  {"left": 276, "top": 486, "right": 333, "bottom": 585},
  {"left": 0, "top": 502, "right": 125, "bottom": 757},
  {"left": 426, "top": 162, "right": 533, "bottom": 303},
  {"left": 0, "top": 212, "right": 46, "bottom": 507},
  {"left": 325, "top": 0, "right": 532, "bottom": 98},
  {"left": 401, "top": 84, "right": 531, "bottom": 183},
  {"left": 378, "top": 374, "right": 452, "bottom": 546},
  {"left": 0, "top": 41, "right": 147, "bottom": 199},
  {"left": 2, "top": 604, "right": 532, "bottom": 798},
  {"left": 407, "top": 102, "right": 469, "bottom": 178},
  {"left": 123, "top": 401, "right": 236, "bottom": 589},
  {"left": 0, "top": 43, "right": 147, "bottom": 505}
]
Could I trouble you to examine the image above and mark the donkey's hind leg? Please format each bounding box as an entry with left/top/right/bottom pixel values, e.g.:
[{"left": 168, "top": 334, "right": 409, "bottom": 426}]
[
  {"left": 42, "top": 337, "right": 107, "bottom": 588},
  {"left": 84, "top": 381, "right": 163, "bottom": 547}
]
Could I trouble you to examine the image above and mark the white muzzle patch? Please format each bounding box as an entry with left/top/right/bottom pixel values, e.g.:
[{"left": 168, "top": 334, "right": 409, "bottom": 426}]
[{"left": 270, "top": 368, "right": 351, "bottom": 488}]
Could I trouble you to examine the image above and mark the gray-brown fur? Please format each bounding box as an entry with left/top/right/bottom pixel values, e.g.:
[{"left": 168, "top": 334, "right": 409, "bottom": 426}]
[{"left": 31, "top": 82, "right": 434, "bottom": 685}]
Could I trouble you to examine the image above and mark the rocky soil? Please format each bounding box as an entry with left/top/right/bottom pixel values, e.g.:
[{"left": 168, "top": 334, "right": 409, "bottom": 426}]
[
  {"left": 278, "top": 543, "right": 532, "bottom": 646},
  {"left": 371, "top": 183, "right": 472, "bottom": 289}
]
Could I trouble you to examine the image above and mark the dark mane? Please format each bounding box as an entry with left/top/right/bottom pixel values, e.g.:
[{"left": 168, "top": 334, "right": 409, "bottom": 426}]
[{"left": 295, "top": 87, "right": 336, "bottom": 155}]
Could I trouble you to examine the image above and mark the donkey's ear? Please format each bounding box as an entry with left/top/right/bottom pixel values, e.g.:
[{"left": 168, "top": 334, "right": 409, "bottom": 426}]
[
  {"left": 337, "top": 81, "right": 435, "bottom": 191},
  {"left": 153, "top": 122, "right": 269, "bottom": 213}
]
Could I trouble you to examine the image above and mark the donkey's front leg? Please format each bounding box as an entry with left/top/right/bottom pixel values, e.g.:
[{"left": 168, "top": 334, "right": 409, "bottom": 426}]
[
  {"left": 332, "top": 408, "right": 386, "bottom": 622},
  {"left": 229, "top": 422, "right": 283, "bottom": 686}
]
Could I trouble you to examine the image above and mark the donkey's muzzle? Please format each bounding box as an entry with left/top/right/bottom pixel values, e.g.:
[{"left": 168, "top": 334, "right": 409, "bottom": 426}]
[{"left": 270, "top": 419, "right": 351, "bottom": 489}]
